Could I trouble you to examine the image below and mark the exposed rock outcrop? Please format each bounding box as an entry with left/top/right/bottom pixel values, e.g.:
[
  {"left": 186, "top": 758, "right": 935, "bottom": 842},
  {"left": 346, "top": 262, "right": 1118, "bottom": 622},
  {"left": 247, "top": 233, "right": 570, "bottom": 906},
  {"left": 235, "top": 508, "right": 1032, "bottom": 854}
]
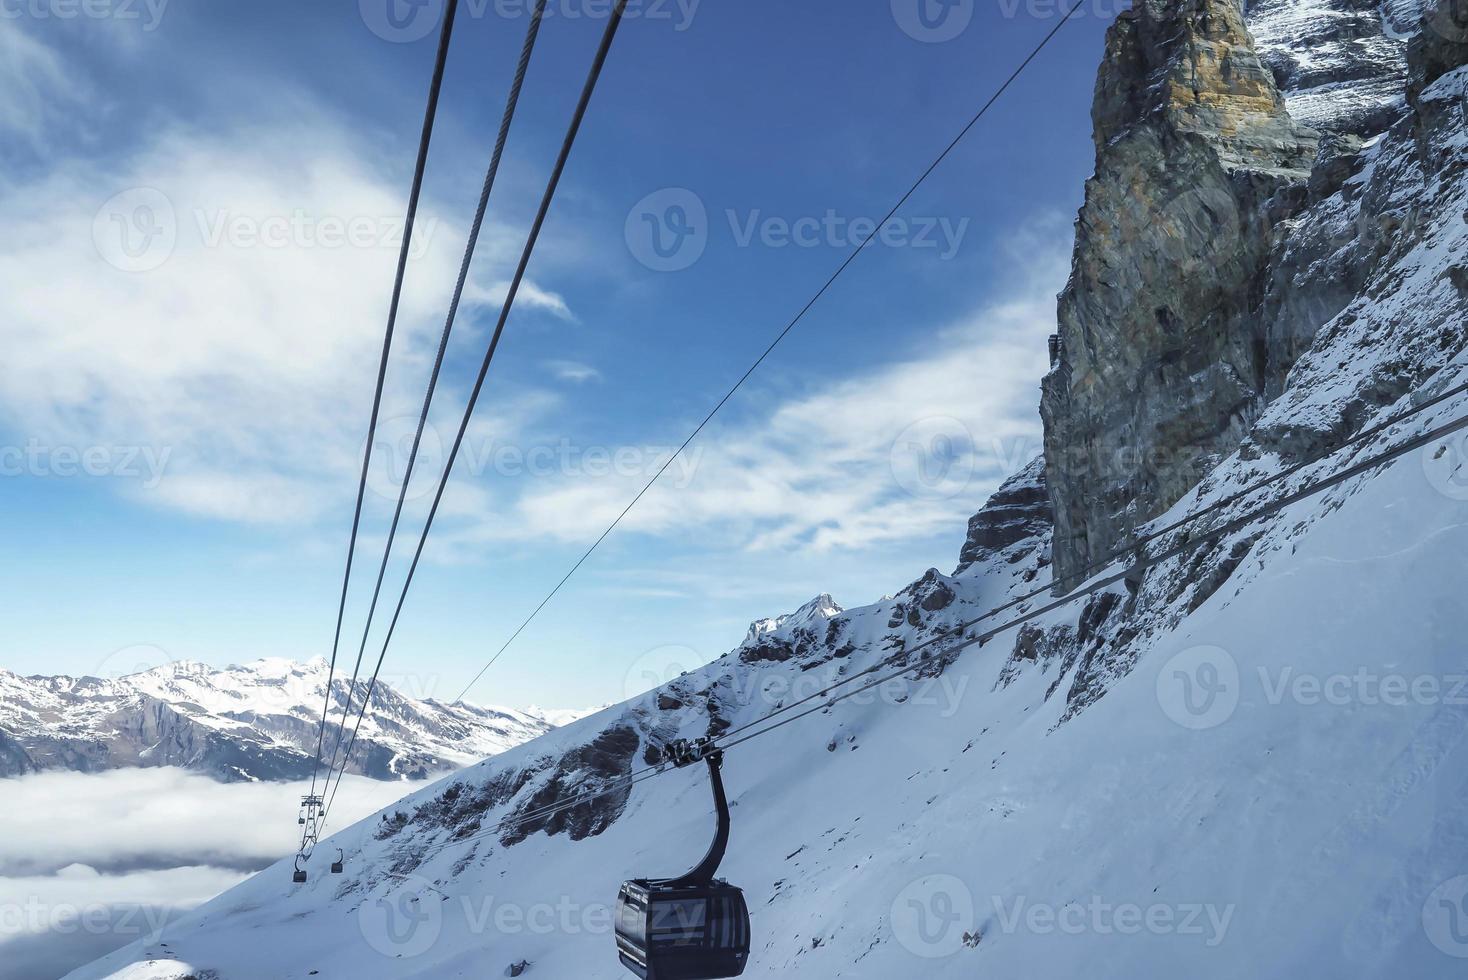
[
  {"left": 1041, "top": 0, "right": 1320, "bottom": 588},
  {"left": 1406, "top": 0, "right": 1468, "bottom": 104},
  {"left": 954, "top": 457, "right": 1052, "bottom": 573},
  {"left": 1254, "top": 0, "right": 1468, "bottom": 456},
  {"left": 1246, "top": 0, "right": 1431, "bottom": 136}
]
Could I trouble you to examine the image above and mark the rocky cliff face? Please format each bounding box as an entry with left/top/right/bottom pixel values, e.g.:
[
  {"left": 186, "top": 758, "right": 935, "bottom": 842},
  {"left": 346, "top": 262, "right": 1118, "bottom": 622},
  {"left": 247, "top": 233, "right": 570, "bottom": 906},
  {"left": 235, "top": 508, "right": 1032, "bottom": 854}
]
[
  {"left": 954, "top": 455, "right": 1052, "bottom": 573},
  {"left": 1039, "top": 0, "right": 1468, "bottom": 588},
  {"left": 1041, "top": 0, "right": 1320, "bottom": 588},
  {"left": 1041, "top": 0, "right": 1465, "bottom": 630}
]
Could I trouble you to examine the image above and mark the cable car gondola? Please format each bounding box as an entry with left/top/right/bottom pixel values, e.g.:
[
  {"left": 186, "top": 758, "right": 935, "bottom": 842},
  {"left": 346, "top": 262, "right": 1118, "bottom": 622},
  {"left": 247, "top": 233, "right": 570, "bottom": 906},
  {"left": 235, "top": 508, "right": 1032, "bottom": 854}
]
[
  {"left": 331, "top": 848, "right": 344, "bottom": 875},
  {"left": 615, "top": 738, "right": 750, "bottom": 980},
  {"left": 293, "top": 854, "right": 308, "bottom": 885}
]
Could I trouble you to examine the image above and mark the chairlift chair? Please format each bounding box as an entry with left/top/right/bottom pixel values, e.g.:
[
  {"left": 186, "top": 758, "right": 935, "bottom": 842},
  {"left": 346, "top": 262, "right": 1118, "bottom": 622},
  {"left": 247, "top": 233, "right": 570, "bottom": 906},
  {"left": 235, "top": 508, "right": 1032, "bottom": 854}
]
[{"left": 615, "top": 739, "right": 750, "bottom": 980}]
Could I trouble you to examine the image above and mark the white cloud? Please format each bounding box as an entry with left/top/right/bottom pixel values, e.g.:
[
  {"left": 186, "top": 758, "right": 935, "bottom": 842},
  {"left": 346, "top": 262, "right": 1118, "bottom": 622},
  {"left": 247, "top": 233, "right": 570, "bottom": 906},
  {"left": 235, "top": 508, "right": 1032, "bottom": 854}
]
[
  {"left": 0, "top": 769, "right": 415, "bottom": 879},
  {"left": 545, "top": 360, "right": 603, "bottom": 384},
  {"left": 1, "top": 21, "right": 1062, "bottom": 570},
  {"left": 489, "top": 235, "right": 1066, "bottom": 553},
  {"left": 0, "top": 34, "right": 574, "bottom": 529},
  {"left": 0, "top": 768, "right": 417, "bottom": 979},
  {"left": 0, "top": 24, "right": 81, "bottom": 150},
  {"left": 0, "top": 864, "right": 242, "bottom": 980}
]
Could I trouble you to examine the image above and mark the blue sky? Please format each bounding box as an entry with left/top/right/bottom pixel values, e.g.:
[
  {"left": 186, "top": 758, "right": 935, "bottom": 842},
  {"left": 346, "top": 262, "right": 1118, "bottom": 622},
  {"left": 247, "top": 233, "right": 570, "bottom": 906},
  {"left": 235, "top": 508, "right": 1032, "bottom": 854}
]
[{"left": 0, "top": 0, "right": 1119, "bottom": 709}]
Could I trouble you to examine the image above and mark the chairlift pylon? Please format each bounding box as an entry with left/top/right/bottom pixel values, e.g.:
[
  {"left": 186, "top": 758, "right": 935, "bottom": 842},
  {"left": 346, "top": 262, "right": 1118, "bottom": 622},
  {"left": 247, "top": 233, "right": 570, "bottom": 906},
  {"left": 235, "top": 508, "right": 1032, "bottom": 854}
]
[{"left": 614, "top": 738, "right": 750, "bottom": 980}]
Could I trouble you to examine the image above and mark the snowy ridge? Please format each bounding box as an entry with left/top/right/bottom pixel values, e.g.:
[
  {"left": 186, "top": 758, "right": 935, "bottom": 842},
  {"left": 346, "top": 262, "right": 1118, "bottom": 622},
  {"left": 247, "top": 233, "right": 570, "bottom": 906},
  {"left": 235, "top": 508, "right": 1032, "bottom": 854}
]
[
  {"left": 0, "top": 659, "right": 568, "bottom": 783},
  {"left": 740, "top": 594, "right": 844, "bottom": 648}
]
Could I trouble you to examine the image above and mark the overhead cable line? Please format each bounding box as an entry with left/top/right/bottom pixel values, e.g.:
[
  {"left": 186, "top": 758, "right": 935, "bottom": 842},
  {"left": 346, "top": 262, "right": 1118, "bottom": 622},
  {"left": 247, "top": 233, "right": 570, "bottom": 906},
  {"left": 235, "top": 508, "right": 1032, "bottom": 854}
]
[
  {"left": 448, "top": 0, "right": 1091, "bottom": 704},
  {"left": 318, "top": 0, "right": 551, "bottom": 803},
  {"left": 712, "top": 373, "right": 1468, "bottom": 743},
  {"left": 318, "top": 0, "right": 634, "bottom": 832},
  {"left": 388, "top": 395, "right": 1468, "bottom": 860},
  {"left": 307, "top": 0, "right": 462, "bottom": 808}
]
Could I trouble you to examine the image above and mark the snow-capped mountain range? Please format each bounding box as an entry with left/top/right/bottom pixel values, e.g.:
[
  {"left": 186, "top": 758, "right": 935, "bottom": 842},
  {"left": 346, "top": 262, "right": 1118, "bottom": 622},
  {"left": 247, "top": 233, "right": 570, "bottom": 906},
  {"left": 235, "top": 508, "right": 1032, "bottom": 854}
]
[
  {"left": 69, "top": 1, "right": 1468, "bottom": 977},
  {"left": 0, "top": 658, "right": 575, "bottom": 782}
]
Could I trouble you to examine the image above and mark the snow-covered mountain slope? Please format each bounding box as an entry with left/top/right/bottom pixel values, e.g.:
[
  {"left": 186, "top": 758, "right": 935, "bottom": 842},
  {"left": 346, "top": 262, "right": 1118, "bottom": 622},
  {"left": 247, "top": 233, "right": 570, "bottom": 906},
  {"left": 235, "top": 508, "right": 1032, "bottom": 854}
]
[
  {"left": 0, "top": 659, "right": 567, "bottom": 783},
  {"left": 1245, "top": 0, "right": 1431, "bottom": 135},
  {"left": 66, "top": 374, "right": 1468, "bottom": 979},
  {"left": 70, "top": 2, "right": 1468, "bottom": 978}
]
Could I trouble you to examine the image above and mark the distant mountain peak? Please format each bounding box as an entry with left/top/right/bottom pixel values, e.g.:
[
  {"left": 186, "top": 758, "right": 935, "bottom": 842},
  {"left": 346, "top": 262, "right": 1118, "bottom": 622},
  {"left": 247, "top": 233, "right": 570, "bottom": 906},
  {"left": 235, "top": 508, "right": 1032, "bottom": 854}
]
[
  {"left": 0, "top": 658, "right": 562, "bottom": 783},
  {"left": 743, "top": 593, "right": 844, "bottom": 645}
]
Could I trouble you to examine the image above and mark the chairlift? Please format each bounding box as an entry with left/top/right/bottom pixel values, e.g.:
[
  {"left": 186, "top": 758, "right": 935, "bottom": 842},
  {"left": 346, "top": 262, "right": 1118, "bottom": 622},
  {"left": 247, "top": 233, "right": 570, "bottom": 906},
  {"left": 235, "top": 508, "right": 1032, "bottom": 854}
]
[
  {"left": 293, "top": 854, "right": 308, "bottom": 885},
  {"left": 615, "top": 738, "right": 750, "bottom": 980}
]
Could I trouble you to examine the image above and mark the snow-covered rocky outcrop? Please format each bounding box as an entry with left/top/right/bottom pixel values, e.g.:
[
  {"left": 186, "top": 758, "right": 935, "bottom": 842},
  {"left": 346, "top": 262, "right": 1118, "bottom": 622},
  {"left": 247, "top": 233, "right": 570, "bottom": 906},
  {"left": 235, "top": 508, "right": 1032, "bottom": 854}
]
[
  {"left": 0, "top": 659, "right": 563, "bottom": 782},
  {"left": 70, "top": 1, "right": 1468, "bottom": 977},
  {"left": 1246, "top": 0, "right": 1434, "bottom": 135}
]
